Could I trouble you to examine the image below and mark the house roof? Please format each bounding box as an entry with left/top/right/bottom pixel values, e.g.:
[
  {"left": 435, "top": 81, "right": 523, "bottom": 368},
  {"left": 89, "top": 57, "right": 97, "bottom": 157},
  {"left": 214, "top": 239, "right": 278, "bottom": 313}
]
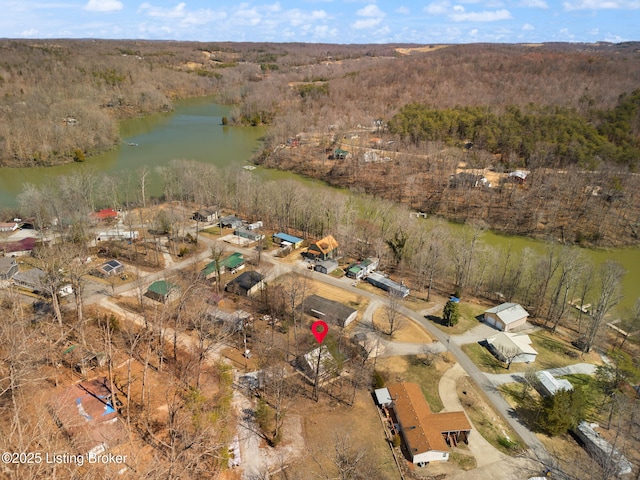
[
  {"left": 485, "top": 303, "right": 529, "bottom": 325},
  {"left": 147, "top": 280, "right": 178, "bottom": 297},
  {"left": 13, "top": 268, "right": 46, "bottom": 288},
  {"left": 309, "top": 235, "right": 339, "bottom": 255},
  {"left": 98, "top": 259, "right": 124, "bottom": 275},
  {"left": 226, "top": 271, "right": 263, "bottom": 292},
  {"left": 366, "top": 272, "right": 410, "bottom": 297},
  {"left": 48, "top": 377, "right": 127, "bottom": 454},
  {"left": 303, "top": 294, "right": 356, "bottom": 326},
  {"left": 0, "top": 237, "right": 37, "bottom": 254},
  {"left": 273, "top": 232, "right": 304, "bottom": 244},
  {"left": 93, "top": 208, "right": 118, "bottom": 220},
  {"left": 387, "top": 383, "right": 471, "bottom": 456},
  {"left": 375, "top": 387, "right": 393, "bottom": 406},
  {"left": 0, "top": 256, "right": 17, "bottom": 273},
  {"left": 194, "top": 206, "right": 218, "bottom": 217},
  {"left": 486, "top": 332, "right": 538, "bottom": 356},
  {"left": 202, "top": 252, "right": 244, "bottom": 276}
]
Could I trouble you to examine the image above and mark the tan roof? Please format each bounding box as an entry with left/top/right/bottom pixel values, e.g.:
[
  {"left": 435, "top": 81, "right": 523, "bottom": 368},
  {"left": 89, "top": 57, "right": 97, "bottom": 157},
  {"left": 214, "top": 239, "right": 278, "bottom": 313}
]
[
  {"left": 387, "top": 383, "right": 471, "bottom": 457},
  {"left": 309, "top": 234, "right": 338, "bottom": 255}
]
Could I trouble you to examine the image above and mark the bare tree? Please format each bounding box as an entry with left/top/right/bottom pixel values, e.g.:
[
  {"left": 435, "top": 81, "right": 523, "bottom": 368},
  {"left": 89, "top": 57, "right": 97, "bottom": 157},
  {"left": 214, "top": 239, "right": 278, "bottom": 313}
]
[{"left": 383, "top": 291, "right": 405, "bottom": 337}]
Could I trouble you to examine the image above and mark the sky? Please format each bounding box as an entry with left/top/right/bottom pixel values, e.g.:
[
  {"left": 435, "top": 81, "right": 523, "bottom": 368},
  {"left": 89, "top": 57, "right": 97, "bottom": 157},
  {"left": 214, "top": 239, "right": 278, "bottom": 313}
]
[{"left": 0, "top": 0, "right": 638, "bottom": 44}]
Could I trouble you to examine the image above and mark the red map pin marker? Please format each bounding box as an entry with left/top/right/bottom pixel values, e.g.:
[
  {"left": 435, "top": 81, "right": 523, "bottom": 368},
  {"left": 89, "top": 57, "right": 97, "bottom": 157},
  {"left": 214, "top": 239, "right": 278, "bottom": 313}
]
[{"left": 311, "top": 320, "right": 329, "bottom": 344}]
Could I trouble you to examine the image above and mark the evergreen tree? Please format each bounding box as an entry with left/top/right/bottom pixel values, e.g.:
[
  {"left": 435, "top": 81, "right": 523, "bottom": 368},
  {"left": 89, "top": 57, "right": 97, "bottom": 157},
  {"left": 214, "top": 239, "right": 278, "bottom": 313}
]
[
  {"left": 442, "top": 300, "right": 460, "bottom": 327},
  {"left": 537, "top": 388, "right": 586, "bottom": 436}
]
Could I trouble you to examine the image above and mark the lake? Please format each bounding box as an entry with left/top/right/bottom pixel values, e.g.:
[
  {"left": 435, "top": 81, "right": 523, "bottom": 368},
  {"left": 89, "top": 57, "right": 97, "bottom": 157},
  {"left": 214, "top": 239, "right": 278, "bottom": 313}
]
[{"left": 0, "top": 97, "right": 637, "bottom": 312}]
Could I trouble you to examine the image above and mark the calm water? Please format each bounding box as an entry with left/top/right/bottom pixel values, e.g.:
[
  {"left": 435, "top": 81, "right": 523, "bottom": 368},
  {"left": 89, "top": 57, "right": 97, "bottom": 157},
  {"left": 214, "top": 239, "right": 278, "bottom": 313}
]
[
  {"left": 0, "top": 98, "right": 637, "bottom": 311},
  {"left": 0, "top": 98, "right": 265, "bottom": 205}
]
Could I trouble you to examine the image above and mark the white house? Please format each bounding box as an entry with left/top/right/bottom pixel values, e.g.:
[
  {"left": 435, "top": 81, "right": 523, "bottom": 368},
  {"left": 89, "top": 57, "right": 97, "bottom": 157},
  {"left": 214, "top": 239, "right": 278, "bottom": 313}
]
[
  {"left": 483, "top": 302, "right": 529, "bottom": 331},
  {"left": 486, "top": 332, "right": 538, "bottom": 364},
  {"left": 536, "top": 371, "right": 573, "bottom": 397}
]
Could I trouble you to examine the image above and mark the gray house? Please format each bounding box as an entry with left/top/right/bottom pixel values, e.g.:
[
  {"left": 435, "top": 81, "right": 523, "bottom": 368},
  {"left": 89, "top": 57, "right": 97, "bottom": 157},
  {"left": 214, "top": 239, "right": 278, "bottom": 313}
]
[
  {"left": 302, "top": 294, "right": 358, "bottom": 327},
  {"left": 314, "top": 259, "right": 339, "bottom": 275},
  {"left": 0, "top": 257, "right": 19, "bottom": 280}
]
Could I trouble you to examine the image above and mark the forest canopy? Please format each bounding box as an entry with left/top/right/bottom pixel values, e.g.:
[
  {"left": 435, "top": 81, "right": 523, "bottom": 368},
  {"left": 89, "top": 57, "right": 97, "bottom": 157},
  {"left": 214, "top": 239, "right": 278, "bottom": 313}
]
[{"left": 387, "top": 90, "right": 640, "bottom": 170}]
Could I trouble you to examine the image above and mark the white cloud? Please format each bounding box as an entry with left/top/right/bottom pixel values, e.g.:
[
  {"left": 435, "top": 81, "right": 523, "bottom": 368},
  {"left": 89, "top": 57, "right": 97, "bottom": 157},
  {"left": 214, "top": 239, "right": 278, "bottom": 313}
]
[
  {"left": 450, "top": 8, "right": 512, "bottom": 21},
  {"left": 395, "top": 6, "right": 410, "bottom": 14},
  {"left": 138, "top": 2, "right": 186, "bottom": 18},
  {"left": 351, "top": 3, "right": 385, "bottom": 29},
  {"left": 356, "top": 4, "right": 385, "bottom": 17},
  {"left": 563, "top": 0, "right": 640, "bottom": 9},
  {"left": 521, "top": 0, "right": 549, "bottom": 7},
  {"left": 522, "top": 23, "right": 535, "bottom": 30},
  {"left": 558, "top": 27, "right": 575, "bottom": 39},
  {"left": 84, "top": 0, "right": 123, "bottom": 12},
  {"left": 425, "top": 1, "right": 450, "bottom": 14},
  {"left": 21, "top": 28, "right": 39, "bottom": 36},
  {"left": 285, "top": 9, "right": 328, "bottom": 26}
]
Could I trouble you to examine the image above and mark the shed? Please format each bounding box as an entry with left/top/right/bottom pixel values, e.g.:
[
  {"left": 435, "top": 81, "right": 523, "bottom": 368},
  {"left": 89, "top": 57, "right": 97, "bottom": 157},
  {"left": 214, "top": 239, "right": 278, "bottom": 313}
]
[
  {"left": 0, "top": 256, "right": 19, "bottom": 280},
  {"left": 302, "top": 294, "right": 358, "bottom": 327},
  {"left": 314, "top": 259, "right": 339, "bottom": 275},
  {"left": 483, "top": 303, "right": 529, "bottom": 332},
  {"left": 272, "top": 232, "right": 304, "bottom": 249},
  {"left": 225, "top": 271, "right": 264, "bottom": 297},
  {"left": 536, "top": 371, "right": 574, "bottom": 397},
  {"left": 375, "top": 387, "right": 393, "bottom": 407},
  {"left": 48, "top": 377, "right": 127, "bottom": 455},
  {"left": 146, "top": 280, "right": 179, "bottom": 303},
  {"left": 486, "top": 332, "right": 538, "bottom": 364},
  {"left": 333, "top": 148, "right": 351, "bottom": 160},
  {"left": 366, "top": 272, "right": 410, "bottom": 298},
  {"left": 387, "top": 383, "right": 471, "bottom": 465},
  {"left": 95, "top": 259, "right": 125, "bottom": 278},
  {"left": 92, "top": 208, "right": 118, "bottom": 221}
]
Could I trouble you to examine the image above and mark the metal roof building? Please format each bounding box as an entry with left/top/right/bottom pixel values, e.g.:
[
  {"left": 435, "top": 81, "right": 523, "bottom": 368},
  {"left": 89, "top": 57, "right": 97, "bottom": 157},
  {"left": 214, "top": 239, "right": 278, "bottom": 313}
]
[{"left": 366, "top": 272, "right": 410, "bottom": 298}]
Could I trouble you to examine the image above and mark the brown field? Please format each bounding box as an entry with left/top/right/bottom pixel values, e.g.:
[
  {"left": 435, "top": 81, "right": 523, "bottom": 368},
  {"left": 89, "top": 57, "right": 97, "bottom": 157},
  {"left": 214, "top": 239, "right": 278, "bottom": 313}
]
[{"left": 372, "top": 308, "right": 434, "bottom": 343}]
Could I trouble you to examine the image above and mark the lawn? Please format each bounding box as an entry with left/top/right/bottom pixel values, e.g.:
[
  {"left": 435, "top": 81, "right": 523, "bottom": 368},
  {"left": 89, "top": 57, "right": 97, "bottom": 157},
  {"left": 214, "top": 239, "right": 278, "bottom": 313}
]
[
  {"left": 427, "top": 301, "right": 485, "bottom": 335},
  {"left": 371, "top": 308, "right": 434, "bottom": 343},
  {"left": 462, "top": 331, "right": 602, "bottom": 374},
  {"left": 376, "top": 354, "right": 452, "bottom": 412}
]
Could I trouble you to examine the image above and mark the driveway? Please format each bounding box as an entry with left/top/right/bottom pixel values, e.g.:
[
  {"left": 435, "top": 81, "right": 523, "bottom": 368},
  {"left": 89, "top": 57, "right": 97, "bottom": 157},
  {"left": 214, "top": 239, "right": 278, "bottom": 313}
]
[{"left": 484, "top": 363, "right": 598, "bottom": 388}]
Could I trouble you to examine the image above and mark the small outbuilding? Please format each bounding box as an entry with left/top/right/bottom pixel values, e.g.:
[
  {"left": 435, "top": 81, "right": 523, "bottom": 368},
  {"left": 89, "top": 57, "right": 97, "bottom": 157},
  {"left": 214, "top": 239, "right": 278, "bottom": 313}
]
[
  {"left": 95, "top": 259, "right": 125, "bottom": 278},
  {"left": 314, "top": 259, "right": 339, "bottom": 275},
  {"left": 302, "top": 294, "right": 358, "bottom": 327},
  {"left": 536, "top": 371, "right": 574, "bottom": 397},
  {"left": 225, "top": 271, "right": 264, "bottom": 297},
  {"left": 219, "top": 215, "right": 243, "bottom": 229},
  {"left": 573, "top": 421, "right": 632, "bottom": 476},
  {"left": 483, "top": 303, "right": 529, "bottom": 332},
  {"left": 146, "top": 280, "right": 179, "bottom": 303},
  {"left": 234, "top": 228, "right": 264, "bottom": 242}
]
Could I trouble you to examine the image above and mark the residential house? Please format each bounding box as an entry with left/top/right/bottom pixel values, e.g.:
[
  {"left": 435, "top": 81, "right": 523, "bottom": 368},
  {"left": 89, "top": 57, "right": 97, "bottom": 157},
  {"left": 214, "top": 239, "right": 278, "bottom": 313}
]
[
  {"left": 483, "top": 303, "right": 529, "bottom": 332},
  {"left": 386, "top": 383, "right": 472, "bottom": 466},
  {"left": 346, "top": 257, "right": 379, "bottom": 280},
  {"left": 192, "top": 206, "right": 218, "bottom": 223},
  {"left": 13, "top": 268, "right": 47, "bottom": 292},
  {"left": 332, "top": 148, "right": 350, "bottom": 160},
  {"left": 302, "top": 294, "right": 358, "bottom": 328},
  {"left": 95, "top": 259, "right": 125, "bottom": 278},
  {"left": 535, "top": 371, "right": 574, "bottom": 397},
  {"left": 48, "top": 377, "right": 127, "bottom": 455},
  {"left": 201, "top": 252, "right": 244, "bottom": 279},
  {"left": 0, "top": 256, "right": 19, "bottom": 280},
  {"left": 225, "top": 271, "right": 264, "bottom": 297},
  {"left": 207, "top": 309, "right": 252, "bottom": 332},
  {"left": 234, "top": 227, "right": 264, "bottom": 242},
  {"left": 0, "top": 237, "right": 37, "bottom": 257},
  {"left": 486, "top": 332, "right": 538, "bottom": 364},
  {"left": 219, "top": 215, "right": 243, "bottom": 229},
  {"left": 146, "top": 280, "right": 179, "bottom": 303},
  {"left": 61, "top": 345, "right": 106, "bottom": 376},
  {"left": 506, "top": 170, "right": 529, "bottom": 184},
  {"left": 574, "top": 421, "right": 632, "bottom": 476},
  {"left": 0, "top": 221, "right": 19, "bottom": 232},
  {"left": 272, "top": 232, "right": 304, "bottom": 249},
  {"left": 366, "top": 272, "right": 410, "bottom": 298},
  {"left": 245, "top": 221, "right": 263, "bottom": 230},
  {"left": 448, "top": 172, "right": 490, "bottom": 188},
  {"left": 91, "top": 208, "right": 118, "bottom": 221},
  {"left": 96, "top": 230, "right": 138, "bottom": 242},
  {"left": 314, "top": 259, "right": 339, "bottom": 275},
  {"left": 306, "top": 235, "right": 339, "bottom": 261}
]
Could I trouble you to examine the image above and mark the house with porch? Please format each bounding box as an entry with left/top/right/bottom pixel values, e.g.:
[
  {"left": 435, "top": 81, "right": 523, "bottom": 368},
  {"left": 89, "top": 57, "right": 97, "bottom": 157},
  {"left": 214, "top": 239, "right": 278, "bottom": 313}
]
[
  {"left": 146, "top": 280, "right": 179, "bottom": 303},
  {"left": 306, "top": 235, "right": 339, "bottom": 261},
  {"left": 225, "top": 271, "right": 264, "bottom": 296},
  {"left": 486, "top": 332, "right": 538, "bottom": 364},
  {"left": 201, "top": 252, "right": 244, "bottom": 279},
  {"left": 192, "top": 206, "right": 218, "bottom": 223},
  {"left": 385, "top": 382, "right": 472, "bottom": 466}
]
